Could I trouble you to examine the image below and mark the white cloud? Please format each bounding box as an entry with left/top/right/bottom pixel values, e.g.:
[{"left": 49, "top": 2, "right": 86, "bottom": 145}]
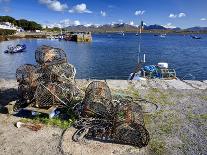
[
  {"left": 129, "top": 21, "right": 134, "bottom": 26},
  {"left": 73, "top": 20, "right": 80, "bottom": 26},
  {"left": 100, "top": 11, "right": 106, "bottom": 17},
  {"left": 45, "top": 19, "right": 81, "bottom": 28},
  {"left": 39, "top": 0, "right": 68, "bottom": 12},
  {"left": 200, "top": 18, "right": 206, "bottom": 21},
  {"left": 135, "top": 10, "right": 145, "bottom": 16},
  {"left": 169, "top": 12, "right": 186, "bottom": 18},
  {"left": 178, "top": 13, "right": 186, "bottom": 18},
  {"left": 163, "top": 23, "right": 176, "bottom": 29},
  {"left": 69, "top": 3, "right": 92, "bottom": 13},
  {"left": 169, "top": 13, "right": 177, "bottom": 18}
]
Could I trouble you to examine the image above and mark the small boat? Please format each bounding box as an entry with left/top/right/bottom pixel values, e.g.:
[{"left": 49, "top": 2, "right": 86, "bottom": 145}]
[
  {"left": 191, "top": 35, "right": 201, "bottom": 39},
  {"left": 129, "top": 21, "right": 176, "bottom": 80},
  {"left": 154, "top": 34, "right": 159, "bottom": 36},
  {"left": 129, "top": 62, "right": 177, "bottom": 80},
  {"left": 136, "top": 33, "right": 139, "bottom": 36},
  {"left": 160, "top": 34, "right": 166, "bottom": 38},
  {"left": 4, "top": 44, "right": 26, "bottom": 54}
]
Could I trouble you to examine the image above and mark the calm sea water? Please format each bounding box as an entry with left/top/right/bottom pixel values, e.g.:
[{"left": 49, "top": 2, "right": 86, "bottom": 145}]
[{"left": 0, "top": 33, "right": 207, "bottom": 80}]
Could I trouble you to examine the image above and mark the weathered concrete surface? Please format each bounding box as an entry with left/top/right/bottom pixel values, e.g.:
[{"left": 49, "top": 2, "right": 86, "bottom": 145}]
[{"left": 0, "top": 79, "right": 207, "bottom": 155}]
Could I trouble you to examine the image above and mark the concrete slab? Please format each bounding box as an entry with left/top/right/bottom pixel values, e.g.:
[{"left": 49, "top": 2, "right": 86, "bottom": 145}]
[
  {"left": 164, "top": 79, "right": 194, "bottom": 89},
  {"left": 106, "top": 80, "right": 129, "bottom": 90},
  {"left": 183, "top": 80, "right": 207, "bottom": 89}
]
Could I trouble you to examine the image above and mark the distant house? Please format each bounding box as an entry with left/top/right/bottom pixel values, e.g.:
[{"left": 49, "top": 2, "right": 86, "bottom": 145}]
[
  {"left": 0, "top": 22, "right": 24, "bottom": 32},
  {"left": 35, "top": 30, "right": 41, "bottom": 33}
]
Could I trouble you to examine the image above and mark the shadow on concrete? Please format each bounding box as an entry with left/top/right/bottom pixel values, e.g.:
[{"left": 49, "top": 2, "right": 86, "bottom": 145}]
[{"left": 0, "top": 88, "right": 18, "bottom": 113}]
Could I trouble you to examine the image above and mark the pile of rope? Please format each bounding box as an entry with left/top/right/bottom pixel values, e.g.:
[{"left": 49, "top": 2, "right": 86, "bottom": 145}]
[
  {"left": 16, "top": 45, "right": 78, "bottom": 108},
  {"left": 73, "top": 81, "right": 150, "bottom": 148}
]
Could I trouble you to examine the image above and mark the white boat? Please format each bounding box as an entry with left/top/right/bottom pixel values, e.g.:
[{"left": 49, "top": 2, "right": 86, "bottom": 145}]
[{"left": 160, "top": 34, "right": 166, "bottom": 38}]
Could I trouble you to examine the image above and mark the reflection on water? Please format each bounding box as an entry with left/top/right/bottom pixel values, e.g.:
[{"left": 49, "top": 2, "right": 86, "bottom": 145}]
[{"left": 0, "top": 34, "right": 207, "bottom": 80}]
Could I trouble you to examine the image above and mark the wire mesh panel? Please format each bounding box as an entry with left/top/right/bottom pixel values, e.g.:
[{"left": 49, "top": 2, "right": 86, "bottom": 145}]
[
  {"left": 34, "top": 82, "right": 74, "bottom": 108},
  {"left": 82, "top": 81, "right": 113, "bottom": 118},
  {"left": 35, "top": 45, "right": 67, "bottom": 66}
]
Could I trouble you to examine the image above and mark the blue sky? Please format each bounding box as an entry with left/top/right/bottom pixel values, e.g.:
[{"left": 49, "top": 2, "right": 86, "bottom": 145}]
[{"left": 0, "top": 0, "right": 207, "bottom": 28}]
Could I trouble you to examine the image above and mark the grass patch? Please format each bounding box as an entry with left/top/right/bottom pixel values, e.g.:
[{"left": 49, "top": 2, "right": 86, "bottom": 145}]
[
  {"left": 145, "top": 88, "right": 175, "bottom": 106},
  {"left": 20, "top": 116, "right": 75, "bottom": 129},
  {"left": 200, "top": 96, "right": 207, "bottom": 101},
  {"left": 188, "top": 113, "right": 207, "bottom": 121},
  {"left": 149, "top": 139, "right": 166, "bottom": 155}
]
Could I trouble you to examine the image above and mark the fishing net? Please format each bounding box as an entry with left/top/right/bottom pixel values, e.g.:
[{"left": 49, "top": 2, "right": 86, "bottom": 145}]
[
  {"left": 82, "top": 81, "right": 113, "bottom": 118},
  {"left": 16, "top": 64, "right": 39, "bottom": 101},
  {"left": 34, "top": 82, "right": 74, "bottom": 108},
  {"left": 35, "top": 45, "right": 67, "bottom": 66}
]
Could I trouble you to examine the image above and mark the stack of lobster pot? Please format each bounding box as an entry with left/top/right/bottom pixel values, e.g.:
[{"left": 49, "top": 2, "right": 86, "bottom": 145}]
[
  {"left": 73, "top": 81, "right": 150, "bottom": 148},
  {"left": 16, "top": 45, "right": 78, "bottom": 108}
]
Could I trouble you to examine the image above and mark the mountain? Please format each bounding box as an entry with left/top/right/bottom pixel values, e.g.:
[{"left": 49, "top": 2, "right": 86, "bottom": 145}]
[
  {"left": 64, "top": 23, "right": 207, "bottom": 33},
  {"left": 144, "top": 24, "right": 167, "bottom": 30},
  {"left": 185, "top": 27, "right": 207, "bottom": 31}
]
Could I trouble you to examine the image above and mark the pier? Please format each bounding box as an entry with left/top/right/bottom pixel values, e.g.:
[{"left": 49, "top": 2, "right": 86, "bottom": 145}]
[{"left": 0, "top": 79, "right": 206, "bottom": 155}]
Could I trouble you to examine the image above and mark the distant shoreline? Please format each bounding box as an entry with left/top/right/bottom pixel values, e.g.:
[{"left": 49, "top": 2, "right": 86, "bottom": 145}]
[{"left": 0, "top": 31, "right": 206, "bottom": 42}]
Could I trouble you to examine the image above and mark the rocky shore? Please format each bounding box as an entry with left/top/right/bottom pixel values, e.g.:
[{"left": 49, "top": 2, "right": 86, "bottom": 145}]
[{"left": 0, "top": 79, "right": 206, "bottom": 155}]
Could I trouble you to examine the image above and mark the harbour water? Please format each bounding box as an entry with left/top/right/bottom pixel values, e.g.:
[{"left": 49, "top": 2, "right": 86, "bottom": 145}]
[{"left": 0, "top": 33, "right": 207, "bottom": 80}]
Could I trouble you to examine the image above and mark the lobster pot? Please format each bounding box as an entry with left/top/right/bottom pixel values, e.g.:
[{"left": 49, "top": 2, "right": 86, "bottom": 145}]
[
  {"left": 36, "top": 67, "right": 54, "bottom": 84},
  {"left": 49, "top": 63, "right": 76, "bottom": 83},
  {"left": 35, "top": 45, "right": 67, "bottom": 66},
  {"left": 34, "top": 82, "right": 74, "bottom": 108},
  {"left": 131, "top": 103, "right": 144, "bottom": 126},
  {"left": 114, "top": 100, "right": 134, "bottom": 125},
  {"left": 113, "top": 123, "right": 150, "bottom": 148},
  {"left": 83, "top": 81, "right": 113, "bottom": 118},
  {"left": 16, "top": 64, "right": 39, "bottom": 100},
  {"left": 16, "top": 64, "right": 38, "bottom": 85}
]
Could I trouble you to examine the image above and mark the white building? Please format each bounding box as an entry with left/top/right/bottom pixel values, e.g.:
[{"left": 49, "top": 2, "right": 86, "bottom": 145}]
[{"left": 0, "top": 22, "right": 24, "bottom": 32}]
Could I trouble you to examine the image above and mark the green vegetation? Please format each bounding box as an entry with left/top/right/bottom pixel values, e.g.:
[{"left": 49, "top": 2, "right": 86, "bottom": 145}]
[
  {"left": 200, "top": 95, "right": 207, "bottom": 101},
  {"left": 0, "top": 29, "right": 16, "bottom": 35},
  {"left": 0, "top": 16, "right": 42, "bottom": 30},
  {"left": 145, "top": 88, "right": 175, "bottom": 106},
  {"left": 149, "top": 139, "right": 166, "bottom": 155},
  {"left": 20, "top": 116, "right": 75, "bottom": 129},
  {"left": 187, "top": 113, "right": 207, "bottom": 121}
]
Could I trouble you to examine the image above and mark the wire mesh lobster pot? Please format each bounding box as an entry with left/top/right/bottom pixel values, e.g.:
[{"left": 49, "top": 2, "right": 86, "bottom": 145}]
[
  {"left": 113, "top": 123, "right": 150, "bottom": 147},
  {"left": 82, "top": 81, "right": 113, "bottom": 118},
  {"left": 16, "top": 64, "right": 39, "bottom": 101},
  {"left": 34, "top": 82, "right": 74, "bottom": 108},
  {"left": 113, "top": 97, "right": 145, "bottom": 126},
  {"left": 112, "top": 99, "right": 148, "bottom": 147},
  {"left": 49, "top": 63, "right": 76, "bottom": 83},
  {"left": 35, "top": 45, "right": 67, "bottom": 66}
]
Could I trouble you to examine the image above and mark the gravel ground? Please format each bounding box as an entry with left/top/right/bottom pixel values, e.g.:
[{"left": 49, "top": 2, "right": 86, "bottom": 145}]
[{"left": 0, "top": 79, "right": 206, "bottom": 155}]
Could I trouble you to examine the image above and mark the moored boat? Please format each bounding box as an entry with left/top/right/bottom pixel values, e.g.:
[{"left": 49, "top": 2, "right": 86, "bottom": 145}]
[
  {"left": 4, "top": 44, "right": 26, "bottom": 54},
  {"left": 191, "top": 35, "right": 201, "bottom": 39},
  {"left": 129, "top": 62, "right": 177, "bottom": 80}
]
